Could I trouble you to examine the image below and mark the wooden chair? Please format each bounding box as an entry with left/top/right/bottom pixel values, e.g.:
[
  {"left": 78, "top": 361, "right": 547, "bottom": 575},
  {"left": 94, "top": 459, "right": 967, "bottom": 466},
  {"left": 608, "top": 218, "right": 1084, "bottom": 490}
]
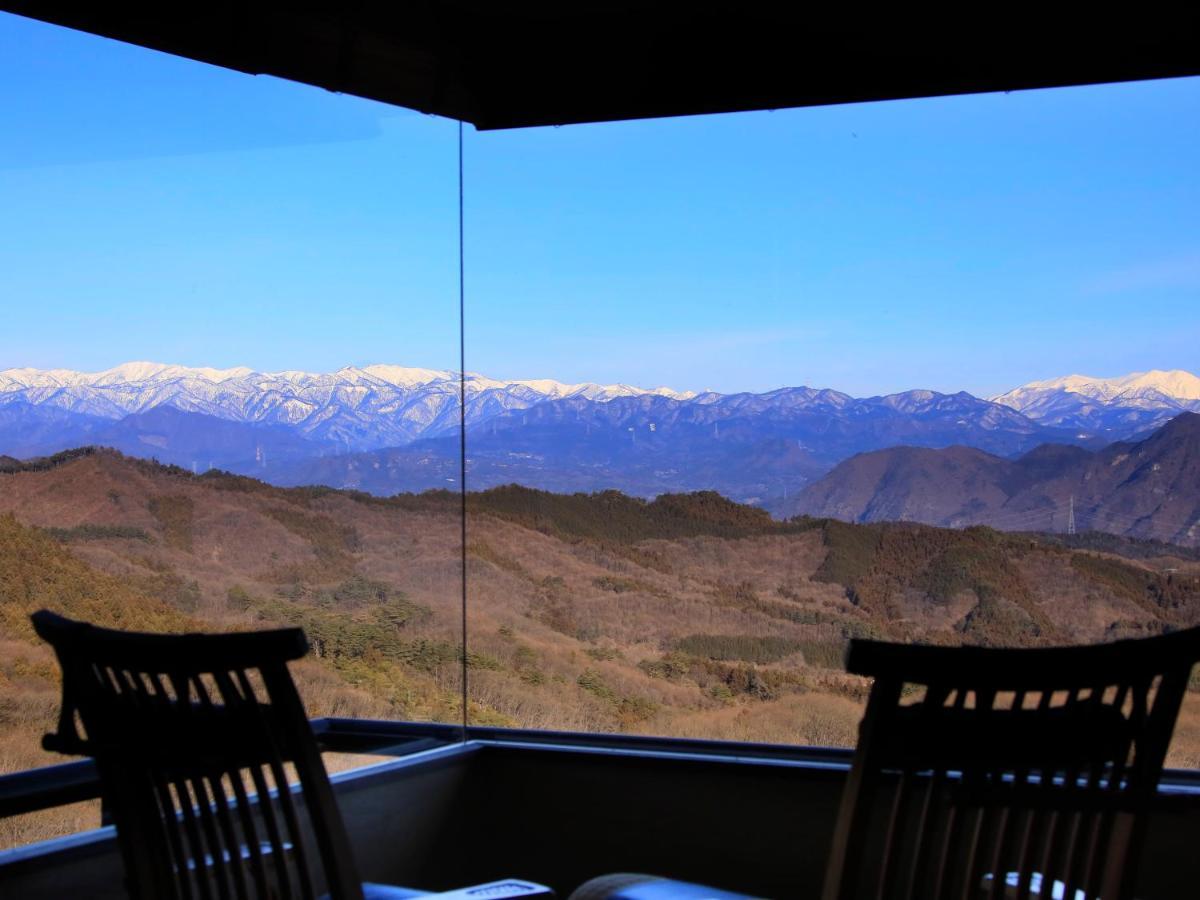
[
  {"left": 570, "top": 627, "right": 1200, "bottom": 900},
  {"left": 821, "top": 627, "right": 1200, "bottom": 900},
  {"left": 31, "top": 610, "right": 431, "bottom": 900}
]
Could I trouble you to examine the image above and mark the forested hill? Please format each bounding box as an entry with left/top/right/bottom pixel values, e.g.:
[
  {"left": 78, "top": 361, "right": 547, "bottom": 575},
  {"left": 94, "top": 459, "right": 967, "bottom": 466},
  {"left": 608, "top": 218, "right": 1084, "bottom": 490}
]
[
  {"left": 3, "top": 447, "right": 1200, "bottom": 847},
  {"left": 789, "top": 412, "right": 1200, "bottom": 546},
  {"left": 2, "top": 448, "right": 1197, "bottom": 651}
]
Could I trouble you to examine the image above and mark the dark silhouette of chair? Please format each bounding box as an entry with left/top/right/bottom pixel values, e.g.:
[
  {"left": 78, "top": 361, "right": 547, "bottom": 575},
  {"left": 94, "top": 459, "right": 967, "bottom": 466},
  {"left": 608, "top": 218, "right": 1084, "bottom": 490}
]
[
  {"left": 570, "top": 627, "right": 1200, "bottom": 900},
  {"left": 32, "top": 610, "right": 429, "bottom": 900},
  {"left": 820, "top": 627, "right": 1200, "bottom": 900}
]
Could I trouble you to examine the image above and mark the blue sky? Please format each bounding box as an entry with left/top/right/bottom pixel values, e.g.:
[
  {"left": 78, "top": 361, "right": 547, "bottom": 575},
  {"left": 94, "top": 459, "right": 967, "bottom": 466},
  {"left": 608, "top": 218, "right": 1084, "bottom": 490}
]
[{"left": 0, "top": 13, "right": 1197, "bottom": 398}]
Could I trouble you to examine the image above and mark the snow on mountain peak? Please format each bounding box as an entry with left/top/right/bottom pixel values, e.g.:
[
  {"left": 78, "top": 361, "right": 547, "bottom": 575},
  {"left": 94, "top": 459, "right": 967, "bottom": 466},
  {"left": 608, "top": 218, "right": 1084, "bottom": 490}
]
[
  {"left": 996, "top": 369, "right": 1200, "bottom": 404},
  {"left": 95, "top": 361, "right": 174, "bottom": 382},
  {"left": 990, "top": 369, "right": 1200, "bottom": 434},
  {"left": 0, "top": 362, "right": 700, "bottom": 451},
  {"left": 477, "top": 375, "right": 694, "bottom": 401},
  {"left": 1118, "top": 369, "right": 1200, "bottom": 401},
  {"left": 4, "top": 360, "right": 1195, "bottom": 471},
  {"left": 0, "top": 361, "right": 692, "bottom": 397},
  {"left": 0, "top": 362, "right": 257, "bottom": 388},
  {"left": 94, "top": 362, "right": 257, "bottom": 384},
  {"left": 361, "top": 364, "right": 454, "bottom": 387}
]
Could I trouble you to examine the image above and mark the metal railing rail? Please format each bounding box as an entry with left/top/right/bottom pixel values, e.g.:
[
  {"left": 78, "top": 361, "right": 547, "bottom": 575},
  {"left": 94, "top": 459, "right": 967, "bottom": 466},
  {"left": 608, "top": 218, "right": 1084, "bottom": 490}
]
[{"left": 4, "top": 717, "right": 1200, "bottom": 821}]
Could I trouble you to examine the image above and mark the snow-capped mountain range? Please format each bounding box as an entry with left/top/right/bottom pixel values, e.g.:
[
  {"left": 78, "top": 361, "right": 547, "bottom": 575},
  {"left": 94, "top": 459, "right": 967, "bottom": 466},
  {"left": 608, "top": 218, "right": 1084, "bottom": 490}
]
[
  {"left": 0, "top": 362, "right": 695, "bottom": 451},
  {"left": 1, "top": 362, "right": 1196, "bottom": 505},
  {"left": 992, "top": 369, "right": 1200, "bottom": 434}
]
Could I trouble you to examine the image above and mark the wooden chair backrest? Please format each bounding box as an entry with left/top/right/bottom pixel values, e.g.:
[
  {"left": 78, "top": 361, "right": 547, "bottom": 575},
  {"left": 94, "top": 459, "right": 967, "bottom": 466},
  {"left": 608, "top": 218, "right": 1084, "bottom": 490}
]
[
  {"left": 32, "top": 610, "right": 365, "bottom": 900},
  {"left": 821, "top": 627, "right": 1200, "bottom": 900}
]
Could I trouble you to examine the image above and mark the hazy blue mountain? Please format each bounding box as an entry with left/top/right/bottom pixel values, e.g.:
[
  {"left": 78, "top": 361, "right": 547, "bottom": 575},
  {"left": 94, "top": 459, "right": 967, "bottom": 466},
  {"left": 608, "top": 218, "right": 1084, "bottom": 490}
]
[
  {"left": 0, "top": 404, "right": 335, "bottom": 474},
  {"left": 11, "top": 362, "right": 1196, "bottom": 509},
  {"left": 788, "top": 413, "right": 1200, "bottom": 546},
  {"left": 0, "top": 401, "right": 109, "bottom": 458},
  {"left": 86, "top": 406, "right": 338, "bottom": 473},
  {"left": 266, "top": 387, "right": 1083, "bottom": 504}
]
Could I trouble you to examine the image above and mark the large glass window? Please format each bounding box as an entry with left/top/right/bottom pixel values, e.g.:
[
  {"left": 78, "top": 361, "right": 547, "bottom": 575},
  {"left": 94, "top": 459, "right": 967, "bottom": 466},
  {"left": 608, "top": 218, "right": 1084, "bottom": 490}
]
[
  {"left": 0, "top": 13, "right": 461, "bottom": 848},
  {"left": 458, "top": 81, "right": 1200, "bottom": 756},
  {"left": 1, "top": 10, "right": 1199, "bottom": 852}
]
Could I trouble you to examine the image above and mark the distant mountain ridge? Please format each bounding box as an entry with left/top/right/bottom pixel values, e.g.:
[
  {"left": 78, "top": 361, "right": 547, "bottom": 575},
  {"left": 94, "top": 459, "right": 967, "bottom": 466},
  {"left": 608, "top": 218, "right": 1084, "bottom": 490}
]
[
  {"left": 2, "top": 362, "right": 1196, "bottom": 509},
  {"left": 790, "top": 412, "right": 1200, "bottom": 546},
  {"left": 993, "top": 369, "right": 1200, "bottom": 436},
  {"left": 0, "top": 362, "right": 695, "bottom": 453},
  {"left": 270, "top": 386, "right": 1082, "bottom": 504}
]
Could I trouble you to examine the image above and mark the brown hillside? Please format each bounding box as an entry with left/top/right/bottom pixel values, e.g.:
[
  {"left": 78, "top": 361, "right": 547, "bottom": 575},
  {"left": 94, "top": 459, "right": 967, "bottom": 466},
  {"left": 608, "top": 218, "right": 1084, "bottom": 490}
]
[
  {"left": 791, "top": 413, "right": 1200, "bottom": 545},
  {"left": 3, "top": 450, "right": 1200, "bottom": 847}
]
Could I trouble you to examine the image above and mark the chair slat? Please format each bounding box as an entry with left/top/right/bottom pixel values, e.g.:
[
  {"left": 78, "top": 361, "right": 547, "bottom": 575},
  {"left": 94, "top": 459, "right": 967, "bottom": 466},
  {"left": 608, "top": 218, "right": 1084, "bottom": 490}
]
[
  {"left": 153, "top": 772, "right": 197, "bottom": 900},
  {"left": 823, "top": 626, "right": 1200, "bottom": 900},
  {"left": 233, "top": 667, "right": 297, "bottom": 900},
  {"left": 31, "top": 610, "right": 370, "bottom": 900},
  {"left": 189, "top": 673, "right": 252, "bottom": 900},
  {"left": 212, "top": 670, "right": 274, "bottom": 900},
  {"left": 899, "top": 769, "right": 938, "bottom": 900},
  {"left": 190, "top": 773, "right": 237, "bottom": 900},
  {"left": 874, "top": 768, "right": 912, "bottom": 899},
  {"left": 958, "top": 804, "right": 987, "bottom": 900},
  {"left": 927, "top": 791, "right": 958, "bottom": 900},
  {"left": 173, "top": 778, "right": 218, "bottom": 900},
  {"left": 243, "top": 671, "right": 318, "bottom": 900}
]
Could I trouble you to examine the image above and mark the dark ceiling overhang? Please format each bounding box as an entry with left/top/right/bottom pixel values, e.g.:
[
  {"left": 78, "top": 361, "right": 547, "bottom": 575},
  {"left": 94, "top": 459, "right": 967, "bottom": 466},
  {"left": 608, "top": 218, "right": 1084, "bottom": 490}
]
[{"left": 3, "top": 4, "right": 1199, "bottom": 130}]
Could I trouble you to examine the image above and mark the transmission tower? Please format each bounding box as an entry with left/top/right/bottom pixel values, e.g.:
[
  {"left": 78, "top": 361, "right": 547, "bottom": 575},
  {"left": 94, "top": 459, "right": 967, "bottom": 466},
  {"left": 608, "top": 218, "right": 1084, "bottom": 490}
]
[{"left": 1067, "top": 494, "right": 1076, "bottom": 536}]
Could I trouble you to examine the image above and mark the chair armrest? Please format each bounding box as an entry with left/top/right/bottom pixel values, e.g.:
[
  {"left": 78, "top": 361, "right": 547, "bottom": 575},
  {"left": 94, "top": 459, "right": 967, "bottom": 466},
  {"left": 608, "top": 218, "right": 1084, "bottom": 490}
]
[
  {"left": 569, "top": 874, "right": 761, "bottom": 900},
  {"left": 362, "top": 878, "right": 554, "bottom": 899},
  {"left": 422, "top": 880, "right": 555, "bottom": 899}
]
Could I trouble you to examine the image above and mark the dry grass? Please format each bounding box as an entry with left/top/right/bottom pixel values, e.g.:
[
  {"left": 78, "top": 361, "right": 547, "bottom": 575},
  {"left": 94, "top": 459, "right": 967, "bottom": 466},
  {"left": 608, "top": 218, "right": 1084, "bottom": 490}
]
[
  {"left": 0, "top": 802, "right": 101, "bottom": 851},
  {"left": 1167, "top": 691, "right": 1200, "bottom": 769},
  {"left": 660, "top": 692, "right": 863, "bottom": 747},
  {"left": 148, "top": 494, "right": 195, "bottom": 552},
  {"left": 3, "top": 453, "right": 1200, "bottom": 850}
]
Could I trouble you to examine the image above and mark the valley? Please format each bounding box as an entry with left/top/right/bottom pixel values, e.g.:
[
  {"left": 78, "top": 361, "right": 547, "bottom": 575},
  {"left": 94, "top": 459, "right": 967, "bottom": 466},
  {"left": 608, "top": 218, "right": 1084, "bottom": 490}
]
[{"left": 3, "top": 448, "right": 1200, "bottom": 847}]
